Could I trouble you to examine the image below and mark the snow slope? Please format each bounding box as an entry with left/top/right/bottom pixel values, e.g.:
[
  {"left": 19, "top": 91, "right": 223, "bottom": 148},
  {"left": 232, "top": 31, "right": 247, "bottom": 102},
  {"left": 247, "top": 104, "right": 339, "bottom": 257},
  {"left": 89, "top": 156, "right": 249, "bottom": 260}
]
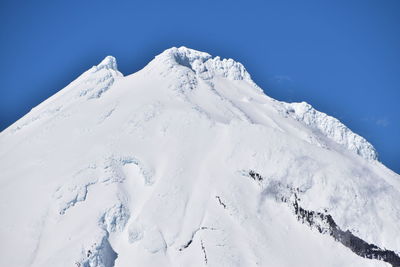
[{"left": 0, "top": 46, "right": 399, "bottom": 267}]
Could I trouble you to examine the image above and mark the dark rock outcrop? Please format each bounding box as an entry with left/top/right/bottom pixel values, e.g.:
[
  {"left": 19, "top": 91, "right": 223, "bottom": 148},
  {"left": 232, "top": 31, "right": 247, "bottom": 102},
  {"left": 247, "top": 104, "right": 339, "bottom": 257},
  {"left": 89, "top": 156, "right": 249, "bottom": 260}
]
[{"left": 246, "top": 170, "right": 400, "bottom": 267}]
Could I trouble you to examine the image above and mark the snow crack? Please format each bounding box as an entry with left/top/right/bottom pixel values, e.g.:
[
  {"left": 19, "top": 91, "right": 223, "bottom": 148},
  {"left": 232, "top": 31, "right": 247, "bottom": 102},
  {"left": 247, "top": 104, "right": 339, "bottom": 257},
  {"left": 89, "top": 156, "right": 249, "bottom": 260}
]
[
  {"left": 200, "top": 239, "right": 208, "bottom": 264},
  {"left": 178, "top": 226, "right": 217, "bottom": 251},
  {"left": 215, "top": 196, "right": 227, "bottom": 209}
]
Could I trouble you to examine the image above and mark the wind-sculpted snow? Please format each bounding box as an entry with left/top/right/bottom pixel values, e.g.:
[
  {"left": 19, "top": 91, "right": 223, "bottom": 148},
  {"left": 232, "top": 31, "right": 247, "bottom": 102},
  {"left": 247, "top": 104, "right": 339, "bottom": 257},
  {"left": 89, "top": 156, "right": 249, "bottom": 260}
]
[
  {"left": 1, "top": 56, "right": 122, "bottom": 139},
  {"left": 76, "top": 230, "right": 118, "bottom": 267},
  {"left": 8, "top": 105, "right": 64, "bottom": 134},
  {"left": 153, "top": 46, "right": 258, "bottom": 90},
  {"left": 99, "top": 203, "right": 130, "bottom": 233},
  {"left": 281, "top": 101, "right": 378, "bottom": 160},
  {"left": 158, "top": 47, "right": 242, "bottom": 79},
  {"left": 53, "top": 155, "right": 153, "bottom": 215},
  {"left": 77, "top": 56, "right": 122, "bottom": 99},
  {"left": 0, "top": 47, "right": 398, "bottom": 267},
  {"left": 53, "top": 165, "right": 98, "bottom": 215},
  {"left": 150, "top": 47, "right": 377, "bottom": 161},
  {"left": 102, "top": 155, "right": 154, "bottom": 185}
]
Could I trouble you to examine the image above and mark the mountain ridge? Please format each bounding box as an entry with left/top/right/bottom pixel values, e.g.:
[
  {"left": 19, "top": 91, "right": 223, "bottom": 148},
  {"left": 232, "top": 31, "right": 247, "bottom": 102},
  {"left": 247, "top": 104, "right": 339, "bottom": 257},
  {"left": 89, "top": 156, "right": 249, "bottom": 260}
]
[{"left": 2, "top": 47, "right": 378, "bottom": 162}]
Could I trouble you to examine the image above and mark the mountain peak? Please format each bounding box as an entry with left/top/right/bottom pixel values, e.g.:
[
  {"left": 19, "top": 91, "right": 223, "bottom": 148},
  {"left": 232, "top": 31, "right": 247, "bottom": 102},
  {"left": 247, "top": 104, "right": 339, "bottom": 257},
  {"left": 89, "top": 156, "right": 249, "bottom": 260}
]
[
  {"left": 96, "top": 55, "right": 118, "bottom": 71},
  {"left": 1, "top": 46, "right": 400, "bottom": 267},
  {"left": 154, "top": 46, "right": 254, "bottom": 83},
  {"left": 159, "top": 46, "right": 213, "bottom": 66}
]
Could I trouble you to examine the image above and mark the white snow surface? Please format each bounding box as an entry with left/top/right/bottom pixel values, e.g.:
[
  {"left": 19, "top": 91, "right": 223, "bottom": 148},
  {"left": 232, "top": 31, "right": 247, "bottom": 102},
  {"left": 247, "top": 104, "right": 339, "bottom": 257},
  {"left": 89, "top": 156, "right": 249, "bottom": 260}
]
[{"left": 0, "top": 46, "right": 399, "bottom": 267}]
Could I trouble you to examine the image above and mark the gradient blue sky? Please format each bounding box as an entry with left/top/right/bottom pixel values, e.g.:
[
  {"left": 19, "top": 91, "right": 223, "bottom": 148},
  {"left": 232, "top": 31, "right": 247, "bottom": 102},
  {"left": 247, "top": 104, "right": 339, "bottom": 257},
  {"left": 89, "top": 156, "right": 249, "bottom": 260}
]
[{"left": 1, "top": 0, "right": 399, "bottom": 173}]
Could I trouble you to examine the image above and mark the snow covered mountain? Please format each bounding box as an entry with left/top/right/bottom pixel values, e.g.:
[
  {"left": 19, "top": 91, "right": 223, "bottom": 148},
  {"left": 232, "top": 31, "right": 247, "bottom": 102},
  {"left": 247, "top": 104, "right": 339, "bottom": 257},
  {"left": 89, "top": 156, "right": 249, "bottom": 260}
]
[{"left": 0, "top": 47, "right": 399, "bottom": 267}]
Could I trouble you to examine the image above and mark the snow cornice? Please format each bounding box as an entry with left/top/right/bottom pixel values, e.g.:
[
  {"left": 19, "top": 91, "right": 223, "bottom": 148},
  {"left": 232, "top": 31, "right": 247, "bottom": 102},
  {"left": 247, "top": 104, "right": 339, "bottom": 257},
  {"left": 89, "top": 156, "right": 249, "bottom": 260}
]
[{"left": 154, "top": 46, "right": 255, "bottom": 84}]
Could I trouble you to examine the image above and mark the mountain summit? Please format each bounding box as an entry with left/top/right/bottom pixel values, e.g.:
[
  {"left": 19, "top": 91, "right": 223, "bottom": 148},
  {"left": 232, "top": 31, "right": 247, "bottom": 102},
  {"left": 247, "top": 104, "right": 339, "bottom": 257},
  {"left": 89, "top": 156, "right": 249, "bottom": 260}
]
[{"left": 0, "top": 47, "right": 398, "bottom": 267}]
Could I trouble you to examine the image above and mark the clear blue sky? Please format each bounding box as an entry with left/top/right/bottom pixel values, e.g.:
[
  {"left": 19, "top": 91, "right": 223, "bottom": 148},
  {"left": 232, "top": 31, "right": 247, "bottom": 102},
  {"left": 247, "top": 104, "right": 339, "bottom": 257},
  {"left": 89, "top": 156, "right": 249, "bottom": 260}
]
[{"left": 1, "top": 0, "right": 399, "bottom": 173}]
